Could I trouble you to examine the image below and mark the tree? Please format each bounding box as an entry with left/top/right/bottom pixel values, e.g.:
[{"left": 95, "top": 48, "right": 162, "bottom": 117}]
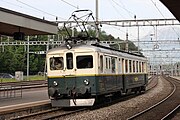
[{"left": 0, "top": 27, "right": 141, "bottom": 75}]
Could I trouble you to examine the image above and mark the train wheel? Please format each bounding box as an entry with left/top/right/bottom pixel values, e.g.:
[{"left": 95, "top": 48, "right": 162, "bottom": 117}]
[
  {"left": 141, "top": 86, "right": 146, "bottom": 92},
  {"left": 118, "top": 90, "right": 123, "bottom": 96},
  {"left": 139, "top": 86, "right": 146, "bottom": 93},
  {"left": 134, "top": 89, "right": 138, "bottom": 94}
]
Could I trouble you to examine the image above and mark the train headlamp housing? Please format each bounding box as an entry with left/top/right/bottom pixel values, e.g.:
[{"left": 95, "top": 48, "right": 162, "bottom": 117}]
[
  {"left": 53, "top": 81, "right": 58, "bottom": 86},
  {"left": 83, "top": 79, "right": 90, "bottom": 86}
]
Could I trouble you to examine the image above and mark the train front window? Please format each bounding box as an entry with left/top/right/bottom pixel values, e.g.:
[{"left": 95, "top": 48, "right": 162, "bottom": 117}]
[
  {"left": 50, "top": 57, "right": 64, "bottom": 70},
  {"left": 76, "top": 55, "right": 93, "bottom": 69}
]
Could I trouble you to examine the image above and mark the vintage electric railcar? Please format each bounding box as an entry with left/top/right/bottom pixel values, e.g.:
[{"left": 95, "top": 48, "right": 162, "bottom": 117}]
[{"left": 46, "top": 42, "right": 148, "bottom": 107}]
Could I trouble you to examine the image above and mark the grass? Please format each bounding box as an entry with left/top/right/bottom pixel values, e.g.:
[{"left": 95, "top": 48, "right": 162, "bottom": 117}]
[{"left": 0, "top": 75, "right": 47, "bottom": 83}]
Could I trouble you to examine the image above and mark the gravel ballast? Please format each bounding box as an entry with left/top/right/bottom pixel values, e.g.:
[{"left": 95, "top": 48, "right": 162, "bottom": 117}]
[{"left": 62, "top": 76, "right": 172, "bottom": 120}]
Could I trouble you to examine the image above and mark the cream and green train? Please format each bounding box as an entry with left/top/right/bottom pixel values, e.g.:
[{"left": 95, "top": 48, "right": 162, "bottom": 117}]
[{"left": 46, "top": 43, "right": 148, "bottom": 107}]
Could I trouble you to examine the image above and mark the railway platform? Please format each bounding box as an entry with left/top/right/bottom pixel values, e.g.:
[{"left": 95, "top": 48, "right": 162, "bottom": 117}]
[
  {"left": 170, "top": 76, "right": 180, "bottom": 80},
  {"left": 0, "top": 88, "right": 49, "bottom": 111}
]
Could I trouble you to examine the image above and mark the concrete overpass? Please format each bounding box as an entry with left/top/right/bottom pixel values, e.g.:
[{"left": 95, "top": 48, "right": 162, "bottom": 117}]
[
  {"left": 0, "top": 7, "right": 58, "bottom": 36},
  {"left": 160, "top": 0, "right": 180, "bottom": 22}
]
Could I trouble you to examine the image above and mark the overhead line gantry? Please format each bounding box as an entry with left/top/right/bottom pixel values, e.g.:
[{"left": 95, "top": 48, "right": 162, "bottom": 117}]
[{"left": 57, "top": 18, "right": 180, "bottom": 27}]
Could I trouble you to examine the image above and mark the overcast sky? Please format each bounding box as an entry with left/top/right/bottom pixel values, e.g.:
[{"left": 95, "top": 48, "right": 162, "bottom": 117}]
[{"left": 0, "top": 0, "right": 176, "bottom": 39}]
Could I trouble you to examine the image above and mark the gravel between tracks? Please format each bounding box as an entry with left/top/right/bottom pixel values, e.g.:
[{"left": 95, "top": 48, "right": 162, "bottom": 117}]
[{"left": 61, "top": 76, "right": 172, "bottom": 120}]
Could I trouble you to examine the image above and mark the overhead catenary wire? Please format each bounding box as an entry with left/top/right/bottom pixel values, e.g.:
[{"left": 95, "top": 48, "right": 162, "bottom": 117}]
[
  {"left": 108, "top": 0, "right": 140, "bottom": 41},
  {"left": 108, "top": 0, "right": 126, "bottom": 19},
  {"left": 150, "top": 0, "right": 180, "bottom": 38},
  {"left": 101, "top": 0, "right": 137, "bottom": 40},
  {"left": 1, "top": 0, "right": 23, "bottom": 8},
  {"left": 58, "top": 0, "right": 79, "bottom": 9},
  {"left": 107, "top": 0, "right": 147, "bottom": 44},
  {"left": 16, "top": 0, "right": 65, "bottom": 20},
  {"left": 111, "top": 0, "right": 135, "bottom": 18}
]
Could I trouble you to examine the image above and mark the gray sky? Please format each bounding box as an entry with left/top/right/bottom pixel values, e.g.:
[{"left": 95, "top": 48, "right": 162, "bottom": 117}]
[{"left": 0, "top": 0, "right": 176, "bottom": 39}]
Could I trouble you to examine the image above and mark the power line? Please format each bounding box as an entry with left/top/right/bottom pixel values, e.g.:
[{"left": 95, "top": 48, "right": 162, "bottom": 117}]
[
  {"left": 0, "top": 0, "right": 23, "bottom": 8},
  {"left": 111, "top": 0, "right": 134, "bottom": 18},
  {"left": 150, "top": 0, "right": 180, "bottom": 38},
  {"left": 16, "top": 0, "right": 65, "bottom": 20},
  {"left": 108, "top": 0, "right": 126, "bottom": 19},
  {"left": 58, "top": 0, "right": 79, "bottom": 9},
  {"left": 150, "top": 0, "right": 166, "bottom": 18}
]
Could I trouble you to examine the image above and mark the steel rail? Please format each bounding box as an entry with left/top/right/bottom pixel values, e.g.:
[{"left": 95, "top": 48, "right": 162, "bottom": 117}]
[
  {"left": 6, "top": 75, "right": 156, "bottom": 120},
  {"left": 127, "top": 76, "right": 177, "bottom": 120},
  {"left": 41, "top": 108, "right": 87, "bottom": 120},
  {"left": 160, "top": 77, "right": 180, "bottom": 120},
  {"left": 161, "top": 104, "right": 180, "bottom": 120}
]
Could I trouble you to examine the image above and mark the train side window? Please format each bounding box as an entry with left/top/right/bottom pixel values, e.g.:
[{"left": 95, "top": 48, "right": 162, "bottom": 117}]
[
  {"left": 139, "top": 62, "right": 142, "bottom": 72},
  {"left": 118, "top": 58, "right": 122, "bottom": 73},
  {"left": 125, "top": 59, "right": 128, "bottom": 73},
  {"left": 76, "top": 55, "right": 93, "bottom": 69},
  {"left": 129, "top": 60, "right": 132, "bottom": 73},
  {"left": 144, "top": 62, "right": 147, "bottom": 72},
  {"left": 136, "top": 61, "right": 139, "bottom": 72},
  {"left": 122, "top": 58, "right": 124, "bottom": 73},
  {"left": 109, "top": 58, "right": 111, "bottom": 69},
  {"left": 100, "top": 55, "right": 103, "bottom": 72},
  {"left": 142, "top": 62, "right": 144, "bottom": 72},
  {"left": 50, "top": 57, "right": 64, "bottom": 70},
  {"left": 133, "top": 61, "right": 135, "bottom": 73},
  {"left": 106, "top": 57, "right": 108, "bottom": 69},
  {"left": 111, "top": 57, "right": 116, "bottom": 73},
  {"left": 66, "top": 53, "right": 73, "bottom": 69}
]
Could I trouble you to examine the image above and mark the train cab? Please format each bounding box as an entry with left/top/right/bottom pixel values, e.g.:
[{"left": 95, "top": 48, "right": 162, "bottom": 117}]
[{"left": 46, "top": 45, "right": 98, "bottom": 107}]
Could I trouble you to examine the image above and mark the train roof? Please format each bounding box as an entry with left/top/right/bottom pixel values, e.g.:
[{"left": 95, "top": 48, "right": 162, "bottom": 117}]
[{"left": 47, "top": 42, "right": 147, "bottom": 61}]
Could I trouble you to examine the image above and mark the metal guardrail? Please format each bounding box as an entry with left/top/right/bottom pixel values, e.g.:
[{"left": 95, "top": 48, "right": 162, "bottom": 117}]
[{"left": 0, "top": 80, "right": 22, "bottom": 99}]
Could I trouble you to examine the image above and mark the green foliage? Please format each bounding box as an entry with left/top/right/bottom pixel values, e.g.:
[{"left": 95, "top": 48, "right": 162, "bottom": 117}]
[
  {"left": 0, "top": 36, "right": 47, "bottom": 75},
  {"left": 0, "top": 46, "right": 26, "bottom": 73},
  {"left": 0, "top": 28, "right": 140, "bottom": 75},
  {"left": 0, "top": 75, "right": 46, "bottom": 82}
]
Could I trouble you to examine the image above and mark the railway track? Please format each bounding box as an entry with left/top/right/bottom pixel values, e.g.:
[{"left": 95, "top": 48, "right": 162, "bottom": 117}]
[
  {"left": 127, "top": 76, "right": 180, "bottom": 120},
  {"left": 146, "top": 75, "right": 158, "bottom": 91},
  {"left": 1, "top": 76, "right": 157, "bottom": 120},
  {"left": 0, "top": 80, "right": 47, "bottom": 86},
  {"left": 0, "top": 80, "right": 47, "bottom": 91},
  {"left": 161, "top": 104, "right": 180, "bottom": 120},
  {"left": 11, "top": 107, "right": 87, "bottom": 120}
]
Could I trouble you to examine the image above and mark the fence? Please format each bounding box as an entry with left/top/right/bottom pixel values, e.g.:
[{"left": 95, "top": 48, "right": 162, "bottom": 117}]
[{"left": 0, "top": 80, "right": 22, "bottom": 99}]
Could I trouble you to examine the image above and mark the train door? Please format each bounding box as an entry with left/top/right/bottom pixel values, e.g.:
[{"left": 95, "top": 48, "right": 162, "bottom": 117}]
[
  {"left": 104, "top": 56, "right": 111, "bottom": 74},
  {"left": 117, "top": 58, "right": 123, "bottom": 89},
  {"left": 63, "top": 52, "right": 76, "bottom": 91},
  {"left": 65, "top": 52, "right": 76, "bottom": 76}
]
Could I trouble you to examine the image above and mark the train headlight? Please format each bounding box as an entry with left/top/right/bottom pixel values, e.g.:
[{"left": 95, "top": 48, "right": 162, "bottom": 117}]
[
  {"left": 83, "top": 79, "right": 90, "bottom": 86},
  {"left": 53, "top": 81, "right": 58, "bottom": 86}
]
